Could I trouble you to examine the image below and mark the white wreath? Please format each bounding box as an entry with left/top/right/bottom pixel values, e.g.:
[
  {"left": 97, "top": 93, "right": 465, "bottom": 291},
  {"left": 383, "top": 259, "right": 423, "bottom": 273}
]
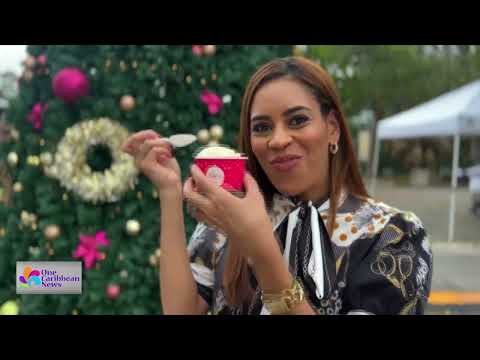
[{"left": 45, "top": 118, "right": 138, "bottom": 204}]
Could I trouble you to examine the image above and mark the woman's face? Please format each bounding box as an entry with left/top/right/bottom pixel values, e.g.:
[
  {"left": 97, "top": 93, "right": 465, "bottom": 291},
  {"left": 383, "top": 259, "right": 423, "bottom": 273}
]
[{"left": 250, "top": 78, "right": 339, "bottom": 202}]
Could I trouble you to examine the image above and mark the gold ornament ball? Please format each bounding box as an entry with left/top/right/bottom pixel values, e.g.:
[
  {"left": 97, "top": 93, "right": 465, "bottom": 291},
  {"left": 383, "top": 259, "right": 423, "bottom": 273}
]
[
  {"left": 197, "top": 129, "right": 210, "bottom": 144},
  {"left": 40, "top": 152, "right": 53, "bottom": 166},
  {"left": 23, "top": 70, "right": 34, "bottom": 82},
  {"left": 13, "top": 182, "right": 23, "bottom": 193},
  {"left": 30, "top": 213, "right": 37, "bottom": 223},
  {"left": 44, "top": 225, "right": 61, "bottom": 241},
  {"left": 27, "top": 155, "right": 40, "bottom": 167},
  {"left": 120, "top": 95, "right": 136, "bottom": 112},
  {"left": 24, "top": 55, "right": 36, "bottom": 69},
  {"left": 204, "top": 45, "right": 216, "bottom": 56},
  {"left": 149, "top": 254, "right": 158, "bottom": 267},
  {"left": 209, "top": 125, "right": 224, "bottom": 141},
  {"left": 11, "top": 129, "right": 20, "bottom": 142},
  {"left": 294, "top": 45, "right": 308, "bottom": 56},
  {"left": 0, "top": 300, "right": 18, "bottom": 315},
  {"left": 21, "top": 211, "right": 30, "bottom": 225},
  {"left": 0, "top": 227, "right": 6, "bottom": 237},
  {"left": 155, "top": 248, "right": 162, "bottom": 259},
  {"left": 126, "top": 219, "right": 141, "bottom": 236},
  {"left": 7, "top": 152, "right": 18, "bottom": 167}
]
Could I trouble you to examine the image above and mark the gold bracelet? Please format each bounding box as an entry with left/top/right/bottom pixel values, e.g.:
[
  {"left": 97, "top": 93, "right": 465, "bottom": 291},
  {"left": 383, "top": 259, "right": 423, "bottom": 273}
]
[{"left": 261, "top": 279, "right": 305, "bottom": 315}]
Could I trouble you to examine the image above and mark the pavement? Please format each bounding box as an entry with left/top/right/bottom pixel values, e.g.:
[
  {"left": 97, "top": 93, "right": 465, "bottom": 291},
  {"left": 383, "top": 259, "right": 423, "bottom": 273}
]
[
  {"left": 426, "top": 242, "right": 480, "bottom": 314},
  {"left": 373, "top": 181, "right": 480, "bottom": 314}
]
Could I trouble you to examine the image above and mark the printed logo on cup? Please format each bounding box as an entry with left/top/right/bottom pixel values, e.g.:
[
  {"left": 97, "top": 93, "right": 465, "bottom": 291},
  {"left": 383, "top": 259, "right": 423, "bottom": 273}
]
[
  {"left": 206, "top": 166, "right": 225, "bottom": 186},
  {"left": 16, "top": 262, "right": 82, "bottom": 294}
]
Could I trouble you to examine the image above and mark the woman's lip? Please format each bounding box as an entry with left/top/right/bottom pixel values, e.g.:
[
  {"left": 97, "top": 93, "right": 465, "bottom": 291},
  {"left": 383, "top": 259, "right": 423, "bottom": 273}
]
[{"left": 271, "top": 157, "right": 302, "bottom": 172}]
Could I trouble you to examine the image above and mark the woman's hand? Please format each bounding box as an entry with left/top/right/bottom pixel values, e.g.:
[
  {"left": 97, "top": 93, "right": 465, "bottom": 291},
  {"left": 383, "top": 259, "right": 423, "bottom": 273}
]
[
  {"left": 121, "top": 130, "right": 182, "bottom": 197},
  {"left": 183, "top": 165, "right": 277, "bottom": 262}
]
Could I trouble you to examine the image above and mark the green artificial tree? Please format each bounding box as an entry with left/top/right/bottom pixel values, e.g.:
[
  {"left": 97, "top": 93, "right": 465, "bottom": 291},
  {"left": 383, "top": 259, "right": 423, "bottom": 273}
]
[{"left": 0, "top": 45, "right": 292, "bottom": 315}]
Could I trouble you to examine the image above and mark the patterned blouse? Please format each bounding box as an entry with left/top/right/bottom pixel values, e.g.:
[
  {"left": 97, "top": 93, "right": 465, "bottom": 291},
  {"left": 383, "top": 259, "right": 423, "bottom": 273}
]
[{"left": 187, "top": 192, "right": 433, "bottom": 315}]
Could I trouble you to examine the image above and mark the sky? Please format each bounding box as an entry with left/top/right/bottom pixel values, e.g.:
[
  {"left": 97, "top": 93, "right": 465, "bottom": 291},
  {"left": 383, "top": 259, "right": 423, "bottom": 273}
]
[{"left": 0, "top": 45, "right": 27, "bottom": 74}]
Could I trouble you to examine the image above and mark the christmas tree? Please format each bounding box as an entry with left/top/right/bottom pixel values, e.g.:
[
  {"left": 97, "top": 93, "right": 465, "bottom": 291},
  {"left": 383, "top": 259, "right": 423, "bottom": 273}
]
[{"left": 0, "top": 45, "right": 293, "bottom": 315}]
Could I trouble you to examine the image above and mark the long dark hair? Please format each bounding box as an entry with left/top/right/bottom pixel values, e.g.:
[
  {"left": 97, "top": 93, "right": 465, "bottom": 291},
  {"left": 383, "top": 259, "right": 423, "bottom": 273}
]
[{"left": 223, "top": 56, "right": 369, "bottom": 307}]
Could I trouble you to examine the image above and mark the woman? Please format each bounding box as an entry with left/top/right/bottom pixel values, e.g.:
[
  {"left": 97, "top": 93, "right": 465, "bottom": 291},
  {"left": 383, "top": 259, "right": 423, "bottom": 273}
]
[{"left": 122, "top": 57, "right": 433, "bottom": 315}]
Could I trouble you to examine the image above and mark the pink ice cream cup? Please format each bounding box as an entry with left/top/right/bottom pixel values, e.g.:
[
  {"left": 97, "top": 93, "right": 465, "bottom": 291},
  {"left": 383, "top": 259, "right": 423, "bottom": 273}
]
[{"left": 194, "top": 146, "right": 248, "bottom": 195}]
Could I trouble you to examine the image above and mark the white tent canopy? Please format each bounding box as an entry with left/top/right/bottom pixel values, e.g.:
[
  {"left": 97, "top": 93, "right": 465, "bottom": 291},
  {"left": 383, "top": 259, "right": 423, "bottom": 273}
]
[
  {"left": 378, "top": 80, "right": 480, "bottom": 139},
  {"left": 372, "top": 79, "right": 480, "bottom": 242}
]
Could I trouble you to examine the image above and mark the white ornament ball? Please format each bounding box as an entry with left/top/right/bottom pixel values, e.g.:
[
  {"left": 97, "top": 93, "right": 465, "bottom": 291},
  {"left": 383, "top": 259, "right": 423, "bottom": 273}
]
[
  {"left": 222, "top": 94, "right": 232, "bottom": 104},
  {"left": 7, "top": 152, "right": 18, "bottom": 167},
  {"left": 126, "top": 219, "right": 141, "bottom": 236}
]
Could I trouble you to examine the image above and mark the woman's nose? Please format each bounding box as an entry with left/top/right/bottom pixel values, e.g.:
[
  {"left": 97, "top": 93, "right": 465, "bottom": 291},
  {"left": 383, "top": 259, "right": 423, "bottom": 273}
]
[{"left": 268, "top": 128, "right": 292, "bottom": 150}]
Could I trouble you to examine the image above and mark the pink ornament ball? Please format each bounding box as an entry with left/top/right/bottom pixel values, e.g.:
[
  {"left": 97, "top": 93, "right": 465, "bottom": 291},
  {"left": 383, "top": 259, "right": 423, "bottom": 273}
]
[
  {"left": 52, "top": 67, "right": 90, "bottom": 103},
  {"left": 37, "top": 54, "right": 48, "bottom": 66}
]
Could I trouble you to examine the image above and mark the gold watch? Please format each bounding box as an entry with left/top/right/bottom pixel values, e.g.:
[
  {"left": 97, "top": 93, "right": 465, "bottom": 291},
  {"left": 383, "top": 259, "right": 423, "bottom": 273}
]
[{"left": 261, "top": 279, "right": 305, "bottom": 315}]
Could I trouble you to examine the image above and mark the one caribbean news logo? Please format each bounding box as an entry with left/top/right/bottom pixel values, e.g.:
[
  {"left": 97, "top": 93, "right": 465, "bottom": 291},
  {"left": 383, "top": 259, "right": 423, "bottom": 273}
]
[
  {"left": 16, "top": 262, "right": 82, "bottom": 294},
  {"left": 18, "top": 266, "right": 41, "bottom": 288}
]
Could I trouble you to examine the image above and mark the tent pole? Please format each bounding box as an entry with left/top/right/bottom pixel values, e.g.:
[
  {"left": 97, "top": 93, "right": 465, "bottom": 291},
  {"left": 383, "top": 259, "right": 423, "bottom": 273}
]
[
  {"left": 448, "top": 133, "right": 461, "bottom": 243},
  {"left": 370, "top": 135, "right": 381, "bottom": 196}
]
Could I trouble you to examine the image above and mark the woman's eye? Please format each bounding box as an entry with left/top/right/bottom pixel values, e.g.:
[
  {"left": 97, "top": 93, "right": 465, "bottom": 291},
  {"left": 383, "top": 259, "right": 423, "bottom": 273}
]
[
  {"left": 290, "top": 115, "right": 309, "bottom": 127},
  {"left": 252, "top": 123, "right": 272, "bottom": 134}
]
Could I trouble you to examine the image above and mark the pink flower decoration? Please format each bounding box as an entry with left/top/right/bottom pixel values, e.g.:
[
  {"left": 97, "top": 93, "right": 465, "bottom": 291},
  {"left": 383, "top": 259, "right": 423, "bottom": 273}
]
[
  {"left": 73, "top": 231, "right": 110, "bottom": 269},
  {"left": 200, "top": 90, "right": 224, "bottom": 115},
  {"left": 27, "top": 103, "right": 48, "bottom": 131},
  {"left": 192, "top": 45, "right": 204, "bottom": 56}
]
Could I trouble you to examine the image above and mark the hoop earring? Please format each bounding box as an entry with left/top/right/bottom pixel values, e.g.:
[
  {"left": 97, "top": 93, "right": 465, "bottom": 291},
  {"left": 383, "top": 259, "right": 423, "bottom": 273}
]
[{"left": 329, "top": 143, "right": 338, "bottom": 155}]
